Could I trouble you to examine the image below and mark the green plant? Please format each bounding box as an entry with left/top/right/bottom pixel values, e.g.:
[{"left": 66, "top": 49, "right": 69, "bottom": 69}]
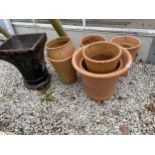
[
  {"left": 49, "top": 19, "right": 67, "bottom": 37},
  {"left": 38, "top": 83, "right": 51, "bottom": 94},
  {"left": 0, "top": 26, "right": 11, "bottom": 38},
  {"left": 40, "top": 91, "right": 55, "bottom": 104}
]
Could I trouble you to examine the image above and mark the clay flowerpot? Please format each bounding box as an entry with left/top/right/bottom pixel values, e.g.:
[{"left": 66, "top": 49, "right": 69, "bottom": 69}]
[
  {"left": 72, "top": 47, "right": 132, "bottom": 101},
  {"left": 80, "top": 58, "right": 123, "bottom": 73},
  {"left": 0, "top": 33, "right": 50, "bottom": 89},
  {"left": 46, "top": 36, "right": 75, "bottom": 60},
  {"left": 46, "top": 36, "right": 77, "bottom": 84},
  {"left": 111, "top": 35, "right": 141, "bottom": 60},
  {"left": 82, "top": 41, "right": 122, "bottom": 73},
  {"left": 48, "top": 55, "right": 77, "bottom": 84},
  {"left": 80, "top": 34, "right": 107, "bottom": 47}
]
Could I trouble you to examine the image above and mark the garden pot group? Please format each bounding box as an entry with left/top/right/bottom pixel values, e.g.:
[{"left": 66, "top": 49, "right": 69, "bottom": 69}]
[
  {"left": 46, "top": 36, "right": 77, "bottom": 84},
  {"left": 0, "top": 32, "right": 141, "bottom": 101},
  {"left": 71, "top": 33, "right": 139, "bottom": 100}
]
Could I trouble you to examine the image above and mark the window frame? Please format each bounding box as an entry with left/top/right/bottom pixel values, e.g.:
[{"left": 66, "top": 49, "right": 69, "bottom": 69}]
[{"left": 11, "top": 19, "right": 155, "bottom": 36}]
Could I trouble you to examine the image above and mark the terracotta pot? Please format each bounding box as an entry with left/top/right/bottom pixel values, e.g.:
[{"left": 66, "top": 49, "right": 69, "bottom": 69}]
[
  {"left": 79, "top": 58, "right": 123, "bottom": 73},
  {"left": 72, "top": 47, "right": 132, "bottom": 101},
  {"left": 48, "top": 54, "right": 77, "bottom": 84},
  {"left": 46, "top": 36, "right": 75, "bottom": 60},
  {"left": 111, "top": 35, "right": 141, "bottom": 60},
  {"left": 0, "top": 33, "right": 50, "bottom": 89},
  {"left": 80, "top": 34, "right": 107, "bottom": 47},
  {"left": 82, "top": 41, "right": 122, "bottom": 73}
]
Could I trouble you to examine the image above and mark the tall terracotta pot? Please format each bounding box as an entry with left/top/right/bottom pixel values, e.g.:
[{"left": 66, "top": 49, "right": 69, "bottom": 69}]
[
  {"left": 46, "top": 36, "right": 77, "bottom": 84},
  {"left": 111, "top": 35, "right": 141, "bottom": 60},
  {"left": 72, "top": 47, "right": 132, "bottom": 101},
  {"left": 80, "top": 34, "right": 107, "bottom": 47}
]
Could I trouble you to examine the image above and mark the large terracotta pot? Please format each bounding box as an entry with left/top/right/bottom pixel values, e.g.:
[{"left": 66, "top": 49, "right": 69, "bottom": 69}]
[
  {"left": 82, "top": 41, "right": 122, "bottom": 73},
  {"left": 111, "top": 35, "right": 141, "bottom": 60},
  {"left": 80, "top": 34, "right": 107, "bottom": 47},
  {"left": 46, "top": 36, "right": 75, "bottom": 60},
  {"left": 72, "top": 47, "right": 132, "bottom": 101}
]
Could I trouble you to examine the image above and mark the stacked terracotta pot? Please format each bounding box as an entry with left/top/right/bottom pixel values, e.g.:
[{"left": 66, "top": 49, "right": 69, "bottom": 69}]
[
  {"left": 72, "top": 34, "right": 133, "bottom": 101},
  {"left": 46, "top": 36, "right": 77, "bottom": 84}
]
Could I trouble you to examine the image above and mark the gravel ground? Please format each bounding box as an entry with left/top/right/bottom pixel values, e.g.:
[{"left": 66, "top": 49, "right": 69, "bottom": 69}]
[{"left": 0, "top": 56, "right": 155, "bottom": 135}]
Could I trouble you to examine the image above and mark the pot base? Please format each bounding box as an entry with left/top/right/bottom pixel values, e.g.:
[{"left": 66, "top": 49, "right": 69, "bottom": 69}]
[
  {"left": 82, "top": 77, "right": 118, "bottom": 101},
  {"left": 24, "top": 73, "right": 51, "bottom": 90}
]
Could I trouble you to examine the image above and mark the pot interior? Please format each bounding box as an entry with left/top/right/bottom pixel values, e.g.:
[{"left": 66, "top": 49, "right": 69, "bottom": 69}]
[
  {"left": 91, "top": 54, "right": 113, "bottom": 61},
  {"left": 120, "top": 43, "right": 133, "bottom": 48},
  {"left": 82, "top": 36, "right": 105, "bottom": 46},
  {"left": 47, "top": 37, "right": 70, "bottom": 48},
  {"left": 84, "top": 42, "right": 120, "bottom": 61}
]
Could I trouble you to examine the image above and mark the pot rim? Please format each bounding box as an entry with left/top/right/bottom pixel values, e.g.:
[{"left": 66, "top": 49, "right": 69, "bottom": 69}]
[
  {"left": 79, "top": 58, "right": 123, "bottom": 74},
  {"left": 46, "top": 36, "right": 72, "bottom": 50},
  {"left": 72, "top": 47, "right": 132, "bottom": 79},
  {"left": 82, "top": 41, "right": 122, "bottom": 63},
  {"left": 47, "top": 52, "right": 73, "bottom": 63},
  {"left": 80, "top": 33, "right": 107, "bottom": 46},
  {"left": 111, "top": 35, "right": 141, "bottom": 50},
  {"left": 0, "top": 33, "right": 46, "bottom": 53}
]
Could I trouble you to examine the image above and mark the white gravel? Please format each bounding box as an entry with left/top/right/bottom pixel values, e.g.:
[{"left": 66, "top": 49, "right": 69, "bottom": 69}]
[{"left": 0, "top": 56, "right": 155, "bottom": 135}]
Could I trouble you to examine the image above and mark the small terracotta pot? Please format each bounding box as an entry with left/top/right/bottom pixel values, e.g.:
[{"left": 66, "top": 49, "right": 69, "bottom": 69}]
[
  {"left": 46, "top": 36, "right": 75, "bottom": 60},
  {"left": 48, "top": 55, "right": 77, "bottom": 84},
  {"left": 111, "top": 35, "right": 141, "bottom": 60},
  {"left": 72, "top": 47, "right": 132, "bottom": 101},
  {"left": 79, "top": 58, "right": 123, "bottom": 73},
  {"left": 82, "top": 41, "right": 122, "bottom": 73},
  {"left": 80, "top": 34, "right": 107, "bottom": 47}
]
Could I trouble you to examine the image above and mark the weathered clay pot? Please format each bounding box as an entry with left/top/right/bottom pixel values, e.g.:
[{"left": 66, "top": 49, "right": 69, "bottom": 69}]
[
  {"left": 82, "top": 41, "right": 122, "bottom": 73},
  {"left": 111, "top": 35, "right": 141, "bottom": 60},
  {"left": 48, "top": 54, "right": 77, "bottom": 84},
  {"left": 72, "top": 47, "right": 132, "bottom": 101},
  {"left": 79, "top": 58, "right": 123, "bottom": 73},
  {"left": 80, "top": 34, "right": 107, "bottom": 47},
  {"left": 0, "top": 33, "right": 50, "bottom": 89},
  {"left": 46, "top": 36, "right": 75, "bottom": 60}
]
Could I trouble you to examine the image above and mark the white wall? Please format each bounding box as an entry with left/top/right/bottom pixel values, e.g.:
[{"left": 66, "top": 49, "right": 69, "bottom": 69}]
[{"left": 11, "top": 25, "right": 154, "bottom": 62}]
